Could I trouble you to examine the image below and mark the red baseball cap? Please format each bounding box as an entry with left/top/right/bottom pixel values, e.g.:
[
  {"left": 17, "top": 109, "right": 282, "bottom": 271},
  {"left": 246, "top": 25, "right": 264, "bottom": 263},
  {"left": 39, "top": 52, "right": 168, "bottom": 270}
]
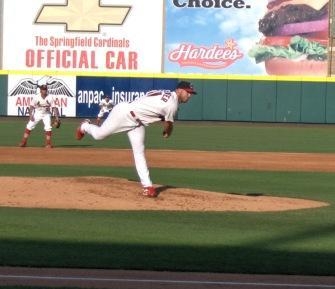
[{"left": 176, "top": 81, "right": 197, "bottom": 94}]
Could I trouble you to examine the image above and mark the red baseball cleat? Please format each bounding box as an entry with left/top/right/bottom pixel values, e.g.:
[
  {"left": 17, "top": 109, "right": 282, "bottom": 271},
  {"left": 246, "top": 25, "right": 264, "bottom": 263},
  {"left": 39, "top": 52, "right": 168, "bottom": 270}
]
[
  {"left": 142, "top": 186, "right": 158, "bottom": 198},
  {"left": 76, "top": 127, "right": 85, "bottom": 140},
  {"left": 76, "top": 119, "right": 90, "bottom": 140}
]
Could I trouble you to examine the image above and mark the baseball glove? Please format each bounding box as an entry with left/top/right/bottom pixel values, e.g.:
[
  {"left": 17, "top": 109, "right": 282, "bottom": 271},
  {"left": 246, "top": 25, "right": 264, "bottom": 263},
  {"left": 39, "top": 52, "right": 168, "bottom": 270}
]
[{"left": 52, "top": 118, "right": 61, "bottom": 129}]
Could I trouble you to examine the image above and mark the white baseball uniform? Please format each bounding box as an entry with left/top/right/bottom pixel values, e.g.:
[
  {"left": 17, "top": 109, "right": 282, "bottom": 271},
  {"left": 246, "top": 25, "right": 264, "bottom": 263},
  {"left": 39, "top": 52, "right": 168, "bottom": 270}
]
[
  {"left": 26, "top": 93, "right": 57, "bottom": 131},
  {"left": 81, "top": 89, "right": 179, "bottom": 187},
  {"left": 97, "top": 98, "right": 114, "bottom": 118}
]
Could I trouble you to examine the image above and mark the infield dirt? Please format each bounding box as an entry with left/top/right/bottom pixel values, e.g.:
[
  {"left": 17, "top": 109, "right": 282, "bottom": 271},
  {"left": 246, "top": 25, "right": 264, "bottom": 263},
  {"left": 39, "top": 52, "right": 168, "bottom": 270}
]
[{"left": 0, "top": 147, "right": 330, "bottom": 212}]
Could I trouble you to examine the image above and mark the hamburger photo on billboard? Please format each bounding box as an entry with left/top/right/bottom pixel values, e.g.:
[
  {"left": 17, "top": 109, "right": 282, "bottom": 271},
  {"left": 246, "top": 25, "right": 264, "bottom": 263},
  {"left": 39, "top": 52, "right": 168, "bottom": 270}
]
[{"left": 248, "top": 0, "right": 329, "bottom": 76}]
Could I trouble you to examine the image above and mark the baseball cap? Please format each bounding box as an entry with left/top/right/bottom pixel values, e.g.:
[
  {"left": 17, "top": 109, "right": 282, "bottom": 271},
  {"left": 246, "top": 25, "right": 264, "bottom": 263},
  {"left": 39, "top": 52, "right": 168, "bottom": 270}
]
[
  {"left": 176, "top": 81, "right": 197, "bottom": 95},
  {"left": 39, "top": 84, "right": 48, "bottom": 90}
]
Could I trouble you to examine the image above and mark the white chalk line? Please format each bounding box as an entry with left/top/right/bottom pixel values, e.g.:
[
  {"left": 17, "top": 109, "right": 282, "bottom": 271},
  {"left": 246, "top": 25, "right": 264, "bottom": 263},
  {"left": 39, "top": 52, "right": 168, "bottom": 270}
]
[{"left": 0, "top": 274, "right": 335, "bottom": 288}]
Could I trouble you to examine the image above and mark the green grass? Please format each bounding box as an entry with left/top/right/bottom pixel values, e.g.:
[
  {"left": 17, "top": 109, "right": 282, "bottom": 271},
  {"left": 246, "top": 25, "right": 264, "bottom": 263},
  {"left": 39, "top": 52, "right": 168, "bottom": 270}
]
[
  {"left": 4, "top": 116, "right": 335, "bottom": 152},
  {"left": 0, "top": 117, "right": 335, "bottom": 275},
  {"left": 1, "top": 206, "right": 334, "bottom": 275}
]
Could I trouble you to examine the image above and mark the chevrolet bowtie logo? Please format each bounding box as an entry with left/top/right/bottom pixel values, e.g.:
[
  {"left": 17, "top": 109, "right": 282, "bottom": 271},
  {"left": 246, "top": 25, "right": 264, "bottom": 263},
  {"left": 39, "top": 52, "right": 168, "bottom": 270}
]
[{"left": 35, "top": 0, "right": 131, "bottom": 32}]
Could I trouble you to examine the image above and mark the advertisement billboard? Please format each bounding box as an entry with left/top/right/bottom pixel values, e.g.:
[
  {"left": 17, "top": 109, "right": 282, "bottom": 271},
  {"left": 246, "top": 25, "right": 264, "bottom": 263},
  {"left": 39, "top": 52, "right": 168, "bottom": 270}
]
[
  {"left": 76, "top": 76, "right": 178, "bottom": 118},
  {"left": 2, "top": 0, "right": 164, "bottom": 73},
  {"left": 164, "top": 0, "right": 329, "bottom": 76},
  {"left": 0, "top": 0, "right": 330, "bottom": 76},
  {"left": 7, "top": 75, "right": 76, "bottom": 117}
]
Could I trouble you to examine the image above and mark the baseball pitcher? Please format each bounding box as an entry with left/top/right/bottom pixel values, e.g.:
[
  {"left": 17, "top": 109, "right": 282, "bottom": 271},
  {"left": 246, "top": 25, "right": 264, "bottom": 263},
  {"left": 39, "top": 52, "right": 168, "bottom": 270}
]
[{"left": 76, "top": 81, "right": 197, "bottom": 197}]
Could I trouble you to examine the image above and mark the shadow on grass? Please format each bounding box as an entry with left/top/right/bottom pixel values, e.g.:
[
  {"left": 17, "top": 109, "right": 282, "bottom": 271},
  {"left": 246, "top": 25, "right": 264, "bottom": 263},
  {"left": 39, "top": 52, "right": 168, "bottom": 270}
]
[
  {"left": 57, "top": 144, "right": 93, "bottom": 148},
  {"left": 0, "top": 238, "right": 334, "bottom": 276}
]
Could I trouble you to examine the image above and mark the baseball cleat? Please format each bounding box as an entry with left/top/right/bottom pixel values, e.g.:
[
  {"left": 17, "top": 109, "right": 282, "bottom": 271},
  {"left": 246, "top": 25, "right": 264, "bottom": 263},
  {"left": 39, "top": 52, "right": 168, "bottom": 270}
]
[
  {"left": 45, "top": 144, "right": 53, "bottom": 148},
  {"left": 76, "top": 119, "right": 90, "bottom": 140},
  {"left": 142, "top": 186, "right": 158, "bottom": 198},
  {"left": 19, "top": 141, "right": 27, "bottom": 147},
  {"left": 76, "top": 126, "right": 85, "bottom": 140}
]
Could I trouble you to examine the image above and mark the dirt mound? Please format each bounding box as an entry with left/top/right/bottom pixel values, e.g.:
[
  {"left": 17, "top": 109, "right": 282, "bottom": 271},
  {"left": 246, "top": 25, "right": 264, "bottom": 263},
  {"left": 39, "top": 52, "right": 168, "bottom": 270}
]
[
  {"left": 0, "top": 147, "right": 331, "bottom": 212},
  {"left": 0, "top": 176, "right": 328, "bottom": 212}
]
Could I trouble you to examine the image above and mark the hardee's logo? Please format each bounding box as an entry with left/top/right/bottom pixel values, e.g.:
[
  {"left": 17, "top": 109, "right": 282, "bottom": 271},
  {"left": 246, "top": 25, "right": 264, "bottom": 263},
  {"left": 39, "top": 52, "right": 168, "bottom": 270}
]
[
  {"left": 168, "top": 39, "right": 243, "bottom": 69},
  {"left": 35, "top": 0, "right": 131, "bottom": 32}
]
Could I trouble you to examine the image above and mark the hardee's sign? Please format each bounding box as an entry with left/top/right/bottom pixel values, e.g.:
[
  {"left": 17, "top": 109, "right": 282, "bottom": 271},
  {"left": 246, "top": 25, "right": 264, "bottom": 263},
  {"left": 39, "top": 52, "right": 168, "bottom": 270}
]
[{"left": 168, "top": 40, "right": 243, "bottom": 69}]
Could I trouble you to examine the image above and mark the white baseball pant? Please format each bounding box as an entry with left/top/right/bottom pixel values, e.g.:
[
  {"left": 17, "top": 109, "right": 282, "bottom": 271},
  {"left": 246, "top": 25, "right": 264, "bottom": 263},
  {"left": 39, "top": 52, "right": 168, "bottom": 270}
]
[
  {"left": 26, "top": 112, "right": 52, "bottom": 131},
  {"left": 81, "top": 102, "right": 152, "bottom": 187}
]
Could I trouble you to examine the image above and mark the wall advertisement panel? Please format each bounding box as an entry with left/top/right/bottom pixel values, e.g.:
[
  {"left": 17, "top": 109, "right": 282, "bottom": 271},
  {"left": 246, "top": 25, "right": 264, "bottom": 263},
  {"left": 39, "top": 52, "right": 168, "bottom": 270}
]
[
  {"left": 6, "top": 75, "right": 178, "bottom": 118},
  {"left": 164, "top": 0, "right": 329, "bottom": 76},
  {"left": 2, "top": 0, "right": 164, "bottom": 73},
  {"left": 1, "top": 0, "right": 329, "bottom": 76},
  {"left": 7, "top": 75, "right": 76, "bottom": 117},
  {"left": 76, "top": 76, "right": 178, "bottom": 118}
]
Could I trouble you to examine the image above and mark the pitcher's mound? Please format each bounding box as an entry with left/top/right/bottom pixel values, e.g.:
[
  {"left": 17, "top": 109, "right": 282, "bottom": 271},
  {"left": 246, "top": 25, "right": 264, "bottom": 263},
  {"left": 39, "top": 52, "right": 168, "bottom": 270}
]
[{"left": 0, "top": 176, "right": 328, "bottom": 212}]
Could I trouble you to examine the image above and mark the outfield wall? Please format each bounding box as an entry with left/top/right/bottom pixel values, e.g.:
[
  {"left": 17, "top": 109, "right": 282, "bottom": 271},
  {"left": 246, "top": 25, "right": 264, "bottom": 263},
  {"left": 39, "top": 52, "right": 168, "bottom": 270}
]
[
  {"left": 179, "top": 78, "right": 335, "bottom": 124},
  {"left": 0, "top": 75, "right": 7, "bottom": 116},
  {"left": 2, "top": 73, "right": 335, "bottom": 124}
]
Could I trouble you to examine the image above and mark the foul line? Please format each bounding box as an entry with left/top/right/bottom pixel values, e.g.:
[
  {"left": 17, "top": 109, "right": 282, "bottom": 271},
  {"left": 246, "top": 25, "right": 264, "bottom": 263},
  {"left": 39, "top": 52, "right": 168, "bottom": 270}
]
[{"left": 0, "top": 274, "right": 335, "bottom": 288}]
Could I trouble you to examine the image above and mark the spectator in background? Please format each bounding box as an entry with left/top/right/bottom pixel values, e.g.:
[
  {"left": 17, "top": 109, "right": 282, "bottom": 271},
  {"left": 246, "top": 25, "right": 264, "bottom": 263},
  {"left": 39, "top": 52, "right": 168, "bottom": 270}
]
[{"left": 96, "top": 95, "right": 114, "bottom": 126}]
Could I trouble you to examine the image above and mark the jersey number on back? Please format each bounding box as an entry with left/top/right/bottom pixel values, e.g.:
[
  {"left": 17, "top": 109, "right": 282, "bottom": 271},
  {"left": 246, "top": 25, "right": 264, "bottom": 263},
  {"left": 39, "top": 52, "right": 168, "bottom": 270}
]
[
  {"left": 161, "top": 91, "right": 172, "bottom": 103},
  {"left": 147, "top": 90, "right": 172, "bottom": 103}
]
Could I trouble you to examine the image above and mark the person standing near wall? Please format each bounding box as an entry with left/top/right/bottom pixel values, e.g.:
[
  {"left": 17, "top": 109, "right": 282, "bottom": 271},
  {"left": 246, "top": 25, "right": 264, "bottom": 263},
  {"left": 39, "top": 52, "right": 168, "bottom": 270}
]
[
  {"left": 19, "top": 84, "right": 60, "bottom": 148},
  {"left": 95, "top": 94, "right": 114, "bottom": 125},
  {"left": 75, "top": 81, "right": 197, "bottom": 197}
]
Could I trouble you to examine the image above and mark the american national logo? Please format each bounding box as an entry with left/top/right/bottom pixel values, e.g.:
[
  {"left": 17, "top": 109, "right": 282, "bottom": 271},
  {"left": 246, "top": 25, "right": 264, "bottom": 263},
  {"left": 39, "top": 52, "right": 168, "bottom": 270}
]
[
  {"left": 35, "top": 0, "right": 131, "bottom": 32},
  {"left": 9, "top": 77, "right": 74, "bottom": 97}
]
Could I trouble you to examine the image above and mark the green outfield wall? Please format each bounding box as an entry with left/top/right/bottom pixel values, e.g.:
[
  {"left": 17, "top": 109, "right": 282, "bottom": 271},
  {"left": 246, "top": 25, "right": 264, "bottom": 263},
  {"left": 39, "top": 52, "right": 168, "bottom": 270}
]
[
  {"left": 2, "top": 74, "right": 335, "bottom": 124},
  {"left": 0, "top": 75, "right": 7, "bottom": 116},
  {"left": 178, "top": 79, "right": 335, "bottom": 124}
]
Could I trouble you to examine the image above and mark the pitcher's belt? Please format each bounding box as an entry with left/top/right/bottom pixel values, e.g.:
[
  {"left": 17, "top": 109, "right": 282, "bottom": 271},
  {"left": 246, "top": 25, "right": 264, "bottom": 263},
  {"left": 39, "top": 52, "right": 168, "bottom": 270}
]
[{"left": 130, "top": 111, "right": 143, "bottom": 126}]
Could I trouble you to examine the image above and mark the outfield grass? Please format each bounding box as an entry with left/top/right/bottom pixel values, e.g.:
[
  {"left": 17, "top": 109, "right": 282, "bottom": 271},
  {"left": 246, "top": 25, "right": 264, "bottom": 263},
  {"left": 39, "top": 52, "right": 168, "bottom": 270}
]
[
  {"left": 4, "top": 116, "right": 335, "bottom": 152},
  {"left": 0, "top": 117, "right": 335, "bottom": 275}
]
